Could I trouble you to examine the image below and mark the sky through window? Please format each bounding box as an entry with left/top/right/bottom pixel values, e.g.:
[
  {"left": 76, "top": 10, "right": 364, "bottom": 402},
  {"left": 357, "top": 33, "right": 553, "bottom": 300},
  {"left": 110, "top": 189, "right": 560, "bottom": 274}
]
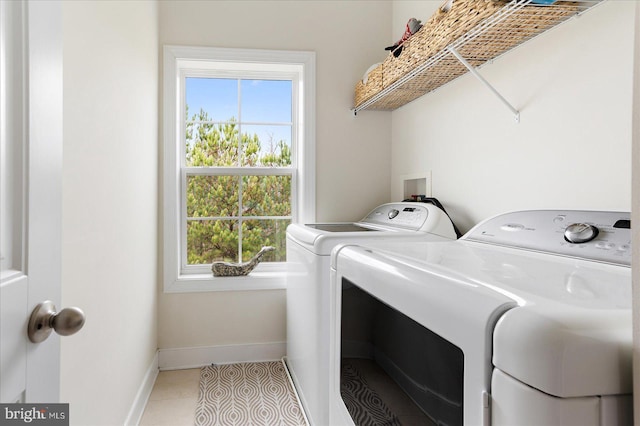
[{"left": 186, "top": 78, "right": 292, "bottom": 162}]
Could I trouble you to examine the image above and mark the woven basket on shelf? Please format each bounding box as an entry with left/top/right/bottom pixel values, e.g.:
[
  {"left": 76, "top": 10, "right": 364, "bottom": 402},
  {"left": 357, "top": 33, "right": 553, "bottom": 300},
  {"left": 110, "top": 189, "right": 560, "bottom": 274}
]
[
  {"left": 353, "top": 0, "right": 582, "bottom": 110},
  {"left": 354, "top": 63, "right": 384, "bottom": 107},
  {"left": 382, "top": 0, "right": 508, "bottom": 88}
]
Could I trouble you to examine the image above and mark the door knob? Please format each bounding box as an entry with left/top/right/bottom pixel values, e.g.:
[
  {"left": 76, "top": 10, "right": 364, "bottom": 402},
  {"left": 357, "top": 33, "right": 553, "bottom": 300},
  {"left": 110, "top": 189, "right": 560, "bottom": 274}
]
[{"left": 27, "top": 301, "right": 85, "bottom": 343}]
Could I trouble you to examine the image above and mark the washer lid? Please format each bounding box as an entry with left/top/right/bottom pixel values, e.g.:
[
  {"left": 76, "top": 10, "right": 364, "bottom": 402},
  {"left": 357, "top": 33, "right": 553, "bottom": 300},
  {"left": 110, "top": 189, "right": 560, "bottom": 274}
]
[
  {"left": 286, "top": 222, "right": 392, "bottom": 251},
  {"left": 361, "top": 238, "right": 629, "bottom": 305},
  {"left": 304, "top": 223, "right": 378, "bottom": 232},
  {"left": 286, "top": 203, "right": 456, "bottom": 255},
  {"left": 288, "top": 222, "right": 450, "bottom": 256}
]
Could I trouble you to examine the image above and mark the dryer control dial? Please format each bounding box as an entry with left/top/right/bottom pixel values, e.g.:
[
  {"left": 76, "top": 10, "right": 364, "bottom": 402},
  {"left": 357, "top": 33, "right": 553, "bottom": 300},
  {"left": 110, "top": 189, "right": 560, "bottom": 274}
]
[
  {"left": 388, "top": 209, "right": 399, "bottom": 219},
  {"left": 564, "top": 223, "right": 599, "bottom": 244}
]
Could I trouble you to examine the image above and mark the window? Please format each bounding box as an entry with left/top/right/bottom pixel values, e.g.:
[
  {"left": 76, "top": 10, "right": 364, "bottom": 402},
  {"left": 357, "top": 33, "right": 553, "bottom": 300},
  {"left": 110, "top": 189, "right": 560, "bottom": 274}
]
[
  {"left": 163, "top": 46, "right": 315, "bottom": 292},
  {"left": 185, "top": 78, "right": 292, "bottom": 266}
]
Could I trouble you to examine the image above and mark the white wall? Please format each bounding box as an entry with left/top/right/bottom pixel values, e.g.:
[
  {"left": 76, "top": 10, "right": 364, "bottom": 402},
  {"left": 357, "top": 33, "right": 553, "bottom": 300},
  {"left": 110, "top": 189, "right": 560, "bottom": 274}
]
[
  {"left": 60, "top": 1, "right": 159, "bottom": 424},
  {"left": 158, "top": 1, "right": 392, "bottom": 354},
  {"left": 159, "top": 0, "right": 393, "bottom": 222},
  {"left": 632, "top": 1, "right": 640, "bottom": 420},
  {"left": 391, "top": 1, "right": 634, "bottom": 232}
]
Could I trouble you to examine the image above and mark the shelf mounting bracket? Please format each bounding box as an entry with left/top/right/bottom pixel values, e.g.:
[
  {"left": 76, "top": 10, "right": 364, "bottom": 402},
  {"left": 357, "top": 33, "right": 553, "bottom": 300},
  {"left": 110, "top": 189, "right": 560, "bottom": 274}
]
[{"left": 448, "top": 46, "right": 520, "bottom": 123}]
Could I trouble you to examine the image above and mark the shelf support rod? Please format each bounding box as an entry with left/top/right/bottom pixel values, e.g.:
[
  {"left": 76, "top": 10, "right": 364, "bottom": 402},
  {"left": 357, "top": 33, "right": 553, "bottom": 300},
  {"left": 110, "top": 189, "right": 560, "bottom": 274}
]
[{"left": 448, "top": 46, "right": 520, "bottom": 123}]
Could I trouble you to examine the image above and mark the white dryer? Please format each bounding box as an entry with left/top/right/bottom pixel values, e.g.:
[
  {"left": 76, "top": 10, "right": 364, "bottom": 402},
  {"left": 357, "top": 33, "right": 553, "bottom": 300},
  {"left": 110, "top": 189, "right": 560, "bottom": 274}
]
[
  {"left": 329, "top": 210, "right": 632, "bottom": 426},
  {"left": 285, "top": 202, "right": 458, "bottom": 426}
]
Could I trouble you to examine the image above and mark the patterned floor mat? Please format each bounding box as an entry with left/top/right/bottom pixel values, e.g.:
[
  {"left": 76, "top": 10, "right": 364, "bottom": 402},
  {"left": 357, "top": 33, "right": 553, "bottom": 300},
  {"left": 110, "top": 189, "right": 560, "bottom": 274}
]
[{"left": 195, "top": 360, "right": 307, "bottom": 426}]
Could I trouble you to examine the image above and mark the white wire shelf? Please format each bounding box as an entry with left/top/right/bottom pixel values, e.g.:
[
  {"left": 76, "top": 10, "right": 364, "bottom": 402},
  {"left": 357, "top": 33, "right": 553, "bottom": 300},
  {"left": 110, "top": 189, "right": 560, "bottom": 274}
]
[{"left": 352, "top": 0, "right": 604, "bottom": 119}]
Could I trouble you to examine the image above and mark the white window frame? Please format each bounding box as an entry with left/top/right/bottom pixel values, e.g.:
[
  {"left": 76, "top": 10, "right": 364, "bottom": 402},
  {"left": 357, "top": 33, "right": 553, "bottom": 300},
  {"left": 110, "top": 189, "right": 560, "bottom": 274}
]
[{"left": 163, "top": 46, "right": 316, "bottom": 293}]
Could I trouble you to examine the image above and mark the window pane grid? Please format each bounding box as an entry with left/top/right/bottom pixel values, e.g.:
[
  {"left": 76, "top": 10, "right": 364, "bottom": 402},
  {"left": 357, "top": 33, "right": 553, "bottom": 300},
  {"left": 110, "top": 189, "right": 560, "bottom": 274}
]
[
  {"left": 182, "top": 73, "right": 293, "bottom": 267},
  {"left": 184, "top": 218, "right": 290, "bottom": 265}
]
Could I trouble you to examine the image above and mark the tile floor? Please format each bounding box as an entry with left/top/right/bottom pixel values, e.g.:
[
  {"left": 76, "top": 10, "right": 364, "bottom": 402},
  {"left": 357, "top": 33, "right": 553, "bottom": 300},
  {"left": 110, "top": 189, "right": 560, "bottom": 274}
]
[{"left": 139, "top": 368, "right": 201, "bottom": 426}]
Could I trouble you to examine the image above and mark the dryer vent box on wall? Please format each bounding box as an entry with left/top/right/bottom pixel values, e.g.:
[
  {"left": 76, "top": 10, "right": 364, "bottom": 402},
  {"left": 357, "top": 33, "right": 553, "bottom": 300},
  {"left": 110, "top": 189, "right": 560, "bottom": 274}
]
[{"left": 400, "top": 172, "right": 432, "bottom": 200}]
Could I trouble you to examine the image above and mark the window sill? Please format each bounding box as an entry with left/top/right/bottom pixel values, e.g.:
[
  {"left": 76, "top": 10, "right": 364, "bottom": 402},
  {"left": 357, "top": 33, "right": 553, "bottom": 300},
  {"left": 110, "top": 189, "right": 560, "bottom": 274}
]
[{"left": 164, "top": 271, "right": 288, "bottom": 293}]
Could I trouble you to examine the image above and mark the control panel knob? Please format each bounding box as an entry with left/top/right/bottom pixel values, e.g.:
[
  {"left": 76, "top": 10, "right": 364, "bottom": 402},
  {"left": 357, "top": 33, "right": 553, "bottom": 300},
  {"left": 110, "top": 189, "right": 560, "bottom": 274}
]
[
  {"left": 564, "top": 223, "right": 599, "bottom": 244},
  {"left": 388, "top": 209, "right": 399, "bottom": 219}
]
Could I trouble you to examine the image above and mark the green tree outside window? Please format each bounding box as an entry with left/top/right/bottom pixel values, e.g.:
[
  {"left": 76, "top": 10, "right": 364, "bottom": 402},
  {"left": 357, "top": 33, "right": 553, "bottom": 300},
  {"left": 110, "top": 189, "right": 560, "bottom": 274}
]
[{"left": 185, "top": 108, "right": 292, "bottom": 265}]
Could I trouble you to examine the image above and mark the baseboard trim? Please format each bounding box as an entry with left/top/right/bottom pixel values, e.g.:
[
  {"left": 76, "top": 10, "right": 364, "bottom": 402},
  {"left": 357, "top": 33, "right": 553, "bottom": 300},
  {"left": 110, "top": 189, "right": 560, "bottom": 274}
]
[
  {"left": 125, "top": 351, "right": 159, "bottom": 426},
  {"left": 158, "top": 342, "right": 286, "bottom": 370}
]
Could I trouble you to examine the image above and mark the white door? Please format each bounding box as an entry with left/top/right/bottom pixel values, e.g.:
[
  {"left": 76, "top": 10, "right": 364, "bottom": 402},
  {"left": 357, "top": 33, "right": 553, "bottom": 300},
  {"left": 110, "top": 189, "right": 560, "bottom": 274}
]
[{"left": 0, "top": 0, "right": 67, "bottom": 403}]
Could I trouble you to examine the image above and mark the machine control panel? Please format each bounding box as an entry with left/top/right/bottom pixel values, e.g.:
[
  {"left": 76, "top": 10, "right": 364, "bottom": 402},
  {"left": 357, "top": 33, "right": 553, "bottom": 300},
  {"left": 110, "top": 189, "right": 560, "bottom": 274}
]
[
  {"left": 360, "top": 203, "right": 429, "bottom": 231},
  {"left": 464, "top": 210, "right": 631, "bottom": 266}
]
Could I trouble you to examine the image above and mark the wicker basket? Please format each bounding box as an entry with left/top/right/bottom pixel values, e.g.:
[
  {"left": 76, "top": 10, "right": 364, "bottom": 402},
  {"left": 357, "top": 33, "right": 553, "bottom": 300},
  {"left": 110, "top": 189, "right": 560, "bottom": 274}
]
[
  {"left": 382, "top": 0, "right": 508, "bottom": 88},
  {"left": 353, "top": 0, "right": 582, "bottom": 110},
  {"left": 354, "top": 63, "right": 384, "bottom": 107}
]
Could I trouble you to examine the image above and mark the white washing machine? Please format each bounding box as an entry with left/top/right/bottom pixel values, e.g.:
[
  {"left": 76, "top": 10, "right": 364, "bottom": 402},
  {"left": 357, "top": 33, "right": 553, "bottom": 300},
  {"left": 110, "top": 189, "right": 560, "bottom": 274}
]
[
  {"left": 329, "top": 210, "right": 632, "bottom": 426},
  {"left": 285, "top": 202, "right": 458, "bottom": 426}
]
